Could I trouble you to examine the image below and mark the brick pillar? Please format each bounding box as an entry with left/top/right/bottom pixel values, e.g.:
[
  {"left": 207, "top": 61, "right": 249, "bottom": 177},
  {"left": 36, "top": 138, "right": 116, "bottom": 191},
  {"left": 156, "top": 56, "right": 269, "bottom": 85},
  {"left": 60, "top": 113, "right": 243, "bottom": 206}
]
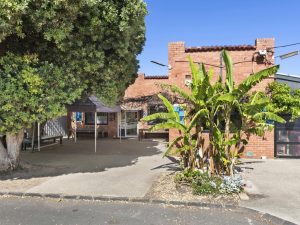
[
  {"left": 243, "top": 38, "right": 276, "bottom": 159},
  {"left": 168, "top": 42, "right": 185, "bottom": 76}
]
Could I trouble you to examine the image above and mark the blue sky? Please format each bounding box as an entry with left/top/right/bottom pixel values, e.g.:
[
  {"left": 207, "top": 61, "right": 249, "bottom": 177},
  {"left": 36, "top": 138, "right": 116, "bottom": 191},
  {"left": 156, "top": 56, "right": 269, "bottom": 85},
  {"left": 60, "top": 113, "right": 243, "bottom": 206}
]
[{"left": 138, "top": 0, "right": 300, "bottom": 76}]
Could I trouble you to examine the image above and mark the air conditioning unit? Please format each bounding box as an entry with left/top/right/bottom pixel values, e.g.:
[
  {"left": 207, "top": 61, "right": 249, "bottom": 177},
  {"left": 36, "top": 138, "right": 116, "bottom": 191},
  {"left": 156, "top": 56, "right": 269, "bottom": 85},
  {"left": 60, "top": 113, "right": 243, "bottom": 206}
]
[
  {"left": 259, "top": 49, "right": 267, "bottom": 55},
  {"left": 185, "top": 79, "right": 192, "bottom": 86}
]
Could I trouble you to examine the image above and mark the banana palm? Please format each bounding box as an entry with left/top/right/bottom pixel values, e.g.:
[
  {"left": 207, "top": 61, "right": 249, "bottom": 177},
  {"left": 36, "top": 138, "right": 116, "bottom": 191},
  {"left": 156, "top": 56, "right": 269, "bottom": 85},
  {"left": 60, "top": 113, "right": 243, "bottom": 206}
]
[
  {"left": 141, "top": 94, "right": 208, "bottom": 170},
  {"left": 143, "top": 50, "right": 282, "bottom": 176},
  {"left": 217, "top": 50, "right": 283, "bottom": 175},
  {"left": 160, "top": 58, "right": 222, "bottom": 170}
]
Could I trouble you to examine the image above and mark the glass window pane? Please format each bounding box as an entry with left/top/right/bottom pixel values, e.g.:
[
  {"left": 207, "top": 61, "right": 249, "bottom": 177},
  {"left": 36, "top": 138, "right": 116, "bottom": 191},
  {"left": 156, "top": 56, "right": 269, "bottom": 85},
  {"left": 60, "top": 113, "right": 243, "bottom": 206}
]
[
  {"left": 97, "top": 113, "right": 108, "bottom": 125},
  {"left": 276, "top": 144, "right": 300, "bottom": 157},
  {"left": 85, "top": 112, "right": 108, "bottom": 125},
  {"left": 85, "top": 112, "right": 95, "bottom": 124}
]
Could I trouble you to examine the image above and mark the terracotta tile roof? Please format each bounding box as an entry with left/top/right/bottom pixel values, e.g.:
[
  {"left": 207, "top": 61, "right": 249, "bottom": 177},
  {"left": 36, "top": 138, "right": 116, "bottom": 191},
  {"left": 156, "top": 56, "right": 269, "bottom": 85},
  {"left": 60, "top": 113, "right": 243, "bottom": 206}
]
[
  {"left": 144, "top": 75, "right": 168, "bottom": 79},
  {"left": 185, "top": 45, "right": 256, "bottom": 53}
]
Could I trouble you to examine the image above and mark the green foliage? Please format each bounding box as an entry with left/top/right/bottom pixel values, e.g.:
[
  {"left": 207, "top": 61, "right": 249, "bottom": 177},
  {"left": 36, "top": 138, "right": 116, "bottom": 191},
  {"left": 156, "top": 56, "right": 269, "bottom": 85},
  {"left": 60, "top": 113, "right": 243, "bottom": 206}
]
[
  {"left": 0, "top": 0, "right": 147, "bottom": 104},
  {"left": 142, "top": 94, "right": 200, "bottom": 168},
  {"left": 0, "top": 53, "right": 82, "bottom": 133},
  {"left": 175, "top": 170, "right": 242, "bottom": 195},
  {"left": 191, "top": 173, "right": 223, "bottom": 195},
  {"left": 146, "top": 50, "right": 282, "bottom": 177},
  {"left": 267, "top": 82, "right": 300, "bottom": 120}
]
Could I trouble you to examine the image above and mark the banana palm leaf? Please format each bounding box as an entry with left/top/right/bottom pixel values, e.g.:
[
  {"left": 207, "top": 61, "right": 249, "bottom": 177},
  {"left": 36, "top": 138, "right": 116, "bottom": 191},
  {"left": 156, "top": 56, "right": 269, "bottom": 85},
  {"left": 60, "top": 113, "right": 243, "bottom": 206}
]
[
  {"left": 217, "top": 93, "right": 235, "bottom": 103},
  {"left": 141, "top": 112, "right": 175, "bottom": 122},
  {"left": 222, "top": 50, "right": 233, "bottom": 92},
  {"left": 187, "top": 108, "right": 209, "bottom": 132},
  {"left": 163, "top": 136, "right": 183, "bottom": 157},
  {"left": 252, "top": 112, "right": 285, "bottom": 123},
  {"left": 237, "top": 65, "right": 279, "bottom": 96},
  {"left": 157, "top": 94, "right": 179, "bottom": 121},
  {"left": 161, "top": 84, "right": 196, "bottom": 103},
  {"left": 149, "top": 121, "right": 186, "bottom": 132}
]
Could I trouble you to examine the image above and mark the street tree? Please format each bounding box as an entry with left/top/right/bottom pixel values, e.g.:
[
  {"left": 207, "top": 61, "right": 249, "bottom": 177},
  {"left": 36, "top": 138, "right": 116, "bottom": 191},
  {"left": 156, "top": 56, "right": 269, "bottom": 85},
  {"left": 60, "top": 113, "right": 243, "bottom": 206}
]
[{"left": 0, "top": 0, "right": 147, "bottom": 171}]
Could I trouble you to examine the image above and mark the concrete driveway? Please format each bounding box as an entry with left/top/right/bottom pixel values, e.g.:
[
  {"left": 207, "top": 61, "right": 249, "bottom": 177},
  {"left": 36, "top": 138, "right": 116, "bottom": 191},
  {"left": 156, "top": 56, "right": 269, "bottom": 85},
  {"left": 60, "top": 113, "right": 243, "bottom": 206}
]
[
  {"left": 0, "top": 139, "right": 175, "bottom": 198},
  {"left": 239, "top": 159, "right": 300, "bottom": 224}
]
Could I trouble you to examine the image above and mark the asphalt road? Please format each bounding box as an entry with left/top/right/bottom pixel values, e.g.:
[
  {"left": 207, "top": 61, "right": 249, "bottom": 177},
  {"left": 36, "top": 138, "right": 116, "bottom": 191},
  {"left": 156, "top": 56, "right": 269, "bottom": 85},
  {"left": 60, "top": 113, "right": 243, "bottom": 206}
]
[{"left": 0, "top": 197, "right": 281, "bottom": 225}]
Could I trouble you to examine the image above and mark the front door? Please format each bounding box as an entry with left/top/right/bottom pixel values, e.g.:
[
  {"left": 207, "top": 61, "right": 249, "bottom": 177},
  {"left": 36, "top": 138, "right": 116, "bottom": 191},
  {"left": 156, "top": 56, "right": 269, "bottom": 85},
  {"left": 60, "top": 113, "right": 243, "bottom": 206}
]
[{"left": 120, "top": 111, "right": 138, "bottom": 137}]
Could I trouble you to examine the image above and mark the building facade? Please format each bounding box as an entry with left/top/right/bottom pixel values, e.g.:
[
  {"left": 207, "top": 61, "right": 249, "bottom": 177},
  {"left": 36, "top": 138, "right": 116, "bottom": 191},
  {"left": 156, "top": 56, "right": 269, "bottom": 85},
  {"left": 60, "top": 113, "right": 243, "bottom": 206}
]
[
  {"left": 72, "top": 38, "right": 289, "bottom": 159},
  {"left": 122, "top": 38, "right": 276, "bottom": 159}
]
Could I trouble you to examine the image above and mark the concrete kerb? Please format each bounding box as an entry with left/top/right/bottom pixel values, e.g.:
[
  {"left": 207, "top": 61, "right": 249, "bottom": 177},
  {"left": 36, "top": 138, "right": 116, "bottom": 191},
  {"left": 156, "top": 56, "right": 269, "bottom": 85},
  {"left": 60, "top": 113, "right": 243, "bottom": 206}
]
[{"left": 0, "top": 191, "right": 296, "bottom": 225}]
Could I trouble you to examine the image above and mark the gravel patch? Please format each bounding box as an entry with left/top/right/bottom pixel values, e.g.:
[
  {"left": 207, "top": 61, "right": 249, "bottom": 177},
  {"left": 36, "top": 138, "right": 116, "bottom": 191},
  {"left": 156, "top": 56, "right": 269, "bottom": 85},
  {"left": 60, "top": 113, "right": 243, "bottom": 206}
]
[{"left": 146, "top": 172, "right": 240, "bottom": 205}]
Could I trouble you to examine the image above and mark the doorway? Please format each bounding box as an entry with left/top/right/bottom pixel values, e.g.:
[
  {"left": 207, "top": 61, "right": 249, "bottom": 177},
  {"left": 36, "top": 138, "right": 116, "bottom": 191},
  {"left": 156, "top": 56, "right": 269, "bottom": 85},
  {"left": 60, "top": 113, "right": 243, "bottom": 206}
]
[{"left": 120, "top": 111, "right": 139, "bottom": 137}]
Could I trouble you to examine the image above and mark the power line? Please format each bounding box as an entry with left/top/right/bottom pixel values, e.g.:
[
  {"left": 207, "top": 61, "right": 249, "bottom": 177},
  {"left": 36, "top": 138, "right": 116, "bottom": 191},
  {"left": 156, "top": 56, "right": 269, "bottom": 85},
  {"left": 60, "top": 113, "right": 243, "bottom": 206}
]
[{"left": 268, "top": 42, "right": 300, "bottom": 49}]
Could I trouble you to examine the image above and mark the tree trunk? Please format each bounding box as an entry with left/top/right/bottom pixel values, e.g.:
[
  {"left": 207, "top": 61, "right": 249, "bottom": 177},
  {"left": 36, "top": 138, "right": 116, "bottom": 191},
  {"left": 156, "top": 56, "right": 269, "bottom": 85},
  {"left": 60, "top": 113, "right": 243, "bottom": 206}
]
[
  {"left": 0, "top": 139, "right": 10, "bottom": 172},
  {"left": 195, "top": 124, "right": 205, "bottom": 169},
  {"left": 224, "top": 109, "right": 231, "bottom": 159},
  {"left": 208, "top": 114, "right": 216, "bottom": 175},
  {"left": 0, "top": 129, "right": 24, "bottom": 171}
]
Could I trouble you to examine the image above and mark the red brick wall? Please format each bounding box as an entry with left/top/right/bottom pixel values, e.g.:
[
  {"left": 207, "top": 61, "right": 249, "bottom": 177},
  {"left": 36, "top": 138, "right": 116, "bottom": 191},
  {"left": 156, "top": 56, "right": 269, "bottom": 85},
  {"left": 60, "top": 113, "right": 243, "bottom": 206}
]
[
  {"left": 125, "top": 38, "right": 276, "bottom": 158},
  {"left": 124, "top": 74, "right": 169, "bottom": 98}
]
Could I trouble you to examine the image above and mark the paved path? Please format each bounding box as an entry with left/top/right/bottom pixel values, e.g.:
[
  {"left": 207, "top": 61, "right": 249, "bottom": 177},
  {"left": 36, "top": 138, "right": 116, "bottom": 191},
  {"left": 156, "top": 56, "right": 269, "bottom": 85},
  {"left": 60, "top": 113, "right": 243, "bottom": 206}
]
[
  {"left": 0, "top": 139, "right": 175, "bottom": 198},
  {"left": 0, "top": 196, "right": 279, "bottom": 225},
  {"left": 240, "top": 159, "right": 300, "bottom": 225}
]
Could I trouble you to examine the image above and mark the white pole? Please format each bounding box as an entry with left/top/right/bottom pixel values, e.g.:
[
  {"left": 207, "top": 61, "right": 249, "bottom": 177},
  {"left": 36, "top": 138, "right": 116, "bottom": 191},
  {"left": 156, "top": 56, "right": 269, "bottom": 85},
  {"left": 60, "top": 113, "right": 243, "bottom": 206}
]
[
  {"left": 95, "top": 112, "right": 97, "bottom": 153},
  {"left": 74, "top": 112, "right": 77, "bottom": 143},
  {"left": 119, "top": 112, "right": 121, "bottom": 143},
  {"left": 31, "top": 122, "right": 35, "bottom": 151},
  {"left": 119, "top": 124, "right": 121, "bottom": 143},
  {"left": 38, "top": 122, "right": 41, "bottom": 152}
]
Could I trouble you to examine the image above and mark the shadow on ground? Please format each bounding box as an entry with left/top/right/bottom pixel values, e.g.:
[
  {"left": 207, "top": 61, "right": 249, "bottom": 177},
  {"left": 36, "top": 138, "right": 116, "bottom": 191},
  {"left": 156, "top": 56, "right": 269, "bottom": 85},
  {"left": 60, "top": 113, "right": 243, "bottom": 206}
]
[{"left": 0, "top": 138, "right": 177, "bottom": 180}]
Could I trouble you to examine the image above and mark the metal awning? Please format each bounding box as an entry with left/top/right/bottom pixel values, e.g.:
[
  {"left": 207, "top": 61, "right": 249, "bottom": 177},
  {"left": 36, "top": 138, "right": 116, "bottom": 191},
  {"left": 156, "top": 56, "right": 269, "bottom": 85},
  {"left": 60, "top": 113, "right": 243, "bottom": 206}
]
[
  {"left": 67, "top": 95, "right": 121, "bottom": 113},
  {"left": 66, "top": 95, "right": 121, "bottom": 153}
]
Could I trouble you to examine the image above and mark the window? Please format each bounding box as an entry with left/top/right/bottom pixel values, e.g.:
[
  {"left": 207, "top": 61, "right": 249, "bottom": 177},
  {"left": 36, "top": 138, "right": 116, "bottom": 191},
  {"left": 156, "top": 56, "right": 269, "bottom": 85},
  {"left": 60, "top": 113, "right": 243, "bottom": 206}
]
[
  {"left": 275, "top": 115, "right": 300, "bottom": 157},
  {"left": 85, "top": 112, "right": 108, "bottom": 125}
]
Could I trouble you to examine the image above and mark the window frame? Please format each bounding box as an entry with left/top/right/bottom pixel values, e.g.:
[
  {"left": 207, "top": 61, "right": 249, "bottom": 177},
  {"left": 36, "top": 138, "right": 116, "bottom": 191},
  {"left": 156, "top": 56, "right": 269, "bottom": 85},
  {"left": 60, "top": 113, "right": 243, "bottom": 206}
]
[{"left": 85, "top": 112, "right": 109, "bottom": 125}]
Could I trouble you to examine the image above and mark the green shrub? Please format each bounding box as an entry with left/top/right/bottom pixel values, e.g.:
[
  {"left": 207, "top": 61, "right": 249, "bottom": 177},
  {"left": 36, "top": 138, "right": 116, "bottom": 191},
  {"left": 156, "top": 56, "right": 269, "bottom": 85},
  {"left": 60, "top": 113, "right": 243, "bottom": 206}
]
[{"left": 175, "top": 169, "right": 243, "bottom": 195}]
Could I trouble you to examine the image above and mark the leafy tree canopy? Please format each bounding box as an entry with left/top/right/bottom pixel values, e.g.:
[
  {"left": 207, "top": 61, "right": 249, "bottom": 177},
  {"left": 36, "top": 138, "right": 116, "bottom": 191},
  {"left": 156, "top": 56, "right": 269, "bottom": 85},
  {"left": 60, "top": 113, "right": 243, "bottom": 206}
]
[
  {"left": 267, "top": 82, "right": 300, "bottom": 120},
  {"left": 0, "top": 53, "right": 82, "bottom": 133},
  {"left": 0, "top": 0, "right": 147, "bottom": 104}
]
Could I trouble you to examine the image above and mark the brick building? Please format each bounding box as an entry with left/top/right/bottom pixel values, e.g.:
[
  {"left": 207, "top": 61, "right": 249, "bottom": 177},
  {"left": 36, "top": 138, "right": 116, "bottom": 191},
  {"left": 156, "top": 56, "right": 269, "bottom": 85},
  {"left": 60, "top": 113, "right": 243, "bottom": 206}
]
[
  {"left": 122, "top": 38, "right": 276, "bottom": 159},
  {"left": 73, "top": 38, "right": 286, "bottom": 159}
]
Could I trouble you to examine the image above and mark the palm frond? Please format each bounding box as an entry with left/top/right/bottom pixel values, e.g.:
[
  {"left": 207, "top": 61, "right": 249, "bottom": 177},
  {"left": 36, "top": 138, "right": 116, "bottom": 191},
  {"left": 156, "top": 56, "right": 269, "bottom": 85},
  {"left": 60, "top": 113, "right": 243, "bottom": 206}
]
[
  {"left": 141, "top": 112, "right": 174, "bottom": 122},
  {"left": 149, "top": 121, "right": 186, "bottom": 132},
  {"left": 237, "top": 65, "right": 279, "bottom": 95},
  {"left": 188, "top": 56, "right": 201, "bottom": 83},
  {"left": 157, "top": 94, "right": 178, "bottom": 120},
  {"left": 187, "top": 108, "right": 209, "bottom": 132},
  {"left": 253, "top": 112, "right": 285, "bottom": 123},
  {"left": 161, "top": 84, "right": 196, "bottom": 103},
  {"left": 217, "top": 93, "right": 235, "bottom": 103},
  {"left": 164, "top": 136, "right": 183, "bottom": 157},
  {"left": 222, "top": 50, "right": 233, "bottom": 92}
]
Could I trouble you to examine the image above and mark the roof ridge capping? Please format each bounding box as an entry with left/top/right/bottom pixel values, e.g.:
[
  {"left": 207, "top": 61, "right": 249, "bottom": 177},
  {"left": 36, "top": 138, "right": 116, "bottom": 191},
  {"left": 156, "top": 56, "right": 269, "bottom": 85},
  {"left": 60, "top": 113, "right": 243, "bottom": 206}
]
[
  {"left": 144, "top": 74, "right": 168, "bottom": 79},
  {"left": 185, "top": 44, "right": 256, "bottom": 53}
]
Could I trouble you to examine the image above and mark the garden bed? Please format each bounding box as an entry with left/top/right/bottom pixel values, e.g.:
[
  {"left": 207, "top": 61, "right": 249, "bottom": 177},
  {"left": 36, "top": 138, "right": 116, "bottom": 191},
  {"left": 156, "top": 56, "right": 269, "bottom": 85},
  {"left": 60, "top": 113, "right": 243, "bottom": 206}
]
[{"left": 146, "top": 172, "right": 240, "bottom": 205}]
